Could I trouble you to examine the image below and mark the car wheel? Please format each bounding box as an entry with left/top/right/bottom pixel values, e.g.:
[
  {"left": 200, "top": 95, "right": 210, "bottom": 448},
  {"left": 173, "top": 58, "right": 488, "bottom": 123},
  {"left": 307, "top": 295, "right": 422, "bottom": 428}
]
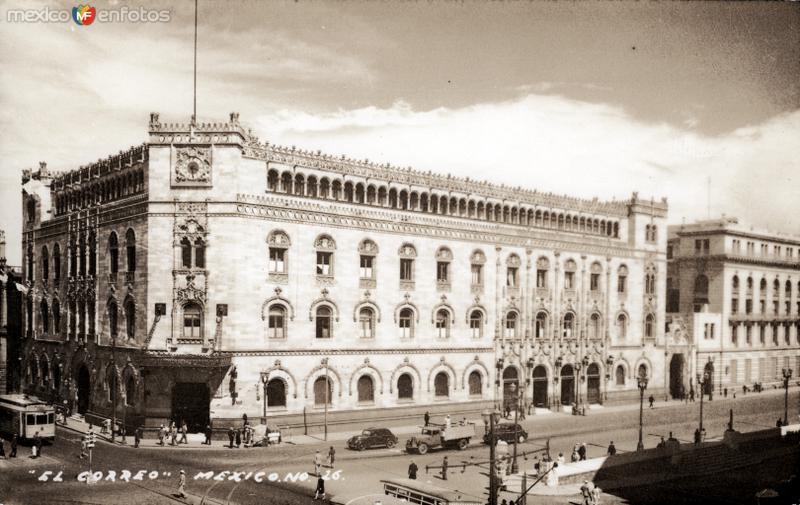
[
  {"left": 386, "top": 439, "right": 396, "bottom": 449},
  {"left": 357, "top": 443, "right": 365, "bottom": 451},
  {"left": 457, "top": 438, "right": 468, "bottom": 450},
  {"left": 417, "top": 443, "right": 428, "bottom": 455},
  {"left": 518, "top": 434, "right": 526, "bottom": 444}
]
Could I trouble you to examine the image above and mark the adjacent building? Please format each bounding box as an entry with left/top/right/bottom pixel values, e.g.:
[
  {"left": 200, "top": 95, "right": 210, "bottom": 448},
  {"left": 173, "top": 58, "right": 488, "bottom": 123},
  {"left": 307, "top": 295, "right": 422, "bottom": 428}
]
[
  {"left": 20, "top": 113, "right": 668, "bottom": 432},
  {"left": 1, "top": 230, "right": 24, "bottom": 394},
  {"left": 666, "top": 217, "right": 800, "bottom": 399}
]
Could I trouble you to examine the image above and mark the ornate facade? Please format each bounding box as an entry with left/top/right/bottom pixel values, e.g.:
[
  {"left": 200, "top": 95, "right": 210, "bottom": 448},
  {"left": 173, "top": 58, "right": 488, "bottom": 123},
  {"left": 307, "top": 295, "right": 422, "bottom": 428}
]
[
  {"left": 666, "top": 218, "right": 800, "bottom": 399},
  {"left": 19, "top": 113, "right": 668, "bottom": 432}
]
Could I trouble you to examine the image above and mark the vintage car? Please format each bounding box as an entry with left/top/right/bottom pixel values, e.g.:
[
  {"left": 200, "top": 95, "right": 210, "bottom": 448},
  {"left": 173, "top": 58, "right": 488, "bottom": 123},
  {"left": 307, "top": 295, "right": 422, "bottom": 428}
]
[
  {"left": 483, "top": 422, "right": 528, "bottom": 444},
  {"left": 405, "top": 423, "right": 476, "bottom": 454},
  {"left": 347, "top": 427, "right": 399, "bottom": 451}
]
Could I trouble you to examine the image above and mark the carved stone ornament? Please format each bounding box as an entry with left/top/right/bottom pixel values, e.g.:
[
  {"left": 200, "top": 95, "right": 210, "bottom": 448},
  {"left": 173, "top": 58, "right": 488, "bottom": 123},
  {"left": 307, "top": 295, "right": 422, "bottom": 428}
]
[
  {"left": 176, "top": 273, "right": 207, "bottom": 305},
  {"left": 173, "top": 145, "right": 212, "bottom": 186}
]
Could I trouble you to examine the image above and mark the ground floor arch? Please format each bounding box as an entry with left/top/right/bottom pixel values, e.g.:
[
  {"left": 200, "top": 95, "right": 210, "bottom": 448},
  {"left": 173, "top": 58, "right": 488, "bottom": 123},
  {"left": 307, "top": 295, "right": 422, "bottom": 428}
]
[
  {"left": 502, "top": 366, "right": 520, "bottom": 410},
  {"left": 560, "top": 365, "right": 575, "bottom": 406},
  {"left": 77, "top": 365, "right": 91, "bottom": 415},
  {"left": 586, "top": 363, "right": 601, "bottom": 404},
  {"left": 669, "top": 353, "right": 686, "bottom": 399},
  {"left": 532, "top": 365, "right": 548, "bottom": 408},
  {"left": 171, "top": 383, "right": 210, "bottom": 433}
]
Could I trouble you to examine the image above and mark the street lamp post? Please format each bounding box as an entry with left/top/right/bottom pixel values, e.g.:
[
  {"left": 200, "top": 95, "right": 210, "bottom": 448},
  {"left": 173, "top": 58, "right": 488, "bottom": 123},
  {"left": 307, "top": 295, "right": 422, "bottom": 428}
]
[
  {"left": 697, "top": 371, "right": 710, "bottom": 440},
  {"left": 509, "top": 383, "right": 521, "bottom": 474},
  {"left": 495, "top": 358, "right": 505, "bottom": 411},
  {"left": 637, "top": 370, "right": 648, "bottom": 451},
  {"left": 573, "top": 361, "right": 582, "bottom": 415},
  {"left": 482, "top": 409, "right": 501, "bottom": 505},
  {"left": 782, "top": 368, "right": 793, "bottom": 426},
  {"left": 322, "top": 358, "right": 329, "bottom": 441},
  {"left": 260, "top": 371, "right": 269, "bottom": 426},
  {"left": 111, "top": 335, "right": 116, "bottom": 443}
]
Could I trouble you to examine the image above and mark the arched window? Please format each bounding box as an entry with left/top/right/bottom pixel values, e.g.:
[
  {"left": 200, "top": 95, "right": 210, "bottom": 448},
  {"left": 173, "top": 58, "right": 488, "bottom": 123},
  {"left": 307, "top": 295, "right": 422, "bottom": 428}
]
[
  {"left": 359, "top": 307, "right": 375, "bottom": 338},
  {"left": 41, "top": 359, "right": 49, "bottom": 388},
  {"left": 395, "top": 373, "right": 413, "bottom": 400},
  {"left": 194, "top": 239, "right": 206, "bottom": 268},
  {"left": 53, "top": 243, "right": 61, "bottom": 282},
  {"left": 357, "top": 375, "right": 375, "bottom": 403},
  {"left": 638, "top": 364, "right": 648, "bottom": 380},
  {"left": 181, "top": 238, "right": 192, "bottom": 268},
  {"left": 313, "top": 376, "right": 332, "bottom": 406},
  {"left": 40, "top": 299, "right": 49, "bottom": 333},
  {"left": 183, "top": 303, "right": 202, "bottom": 339},
  {"left": 468, "top": 371, "right": 482, "bottom": 396},
  {"left": 108, "top": 232, "right": 119, "bottom": 274},
  {"left": 564, "top": 259, "right": 577, "bottom": 290},
  {"left": 267, "top": 378, "right": 287, "bottom": 407},
  {"left": 589, "top": 313, "right": 600, "bottom": 339},
  {"left": 617, "top": 313, "right": 627, "bottom": 339},
  {"left": 125, "top": 299, "right": 135, "bottom": 339},
  {"left": 471, "top": 250, "right": 486, "bottom": 287},
  {"left": 615, "top": 365, "right": 625, "bottom": 385},
  {"left": 562, "top": 312, "right": 575, "bottom": 338},
  {"left": 399, "top": 243, "right": 416, "bottom": 285},
  {"left": 267, "top": 305, "right": 286, "bottom": 339},
  {"left": 530, "top": 311, "right": 546, "bottom": 339},
  {"left": 315, "top": 306, "right": 332, "bottom": 339},
  {"left": 469, "top": 310, "right": 483, "bottom": 338},
  {"left": 435, "top": 309, "right": 450, "bottom": 338},
  {"left": 52, "top": 299, "right": 61, "bottom": 335},
  {"left": 108, "top": 301, "right": 118, "bottom": 339},
  {"left": 590, "top": 262, "right": 602, "bottom": 291},
  {"left": 89, "top": 232, "right": 96, "bottom": 276},
  {"left": 399, "top": 308, "right": 414, "bottom": 338},
  {"left": 41, "top": 246, "right": 49, "bottom": 281},
  {"left": 358, "top": 239, "right": 378, "bottom": 282},
  {"left": 267, "top": 230, "right": 290, "bottom": 275},
  {"left": 125, "top": 229, "right": 136, "bottom": 272},
  {"left": 506, "top": 254, "right": 520, "bottom": 288},
  {"left": 434, "top": 372, "right": 449, "bottom": 398},
  {"left": 645, "top": 314, "right": 655, "bottom": 339},
  {"left": 314, "top": 235, "right": 336, "bottom": 277},
  {"left": 436, "top": 247, "right": 452, "bottom": 285},
  {"left": 617, "top": 265, "right": 628, "bottom": 294},
  {"left": 504, "top": 311, "right": 518, "bottom": 338},
  {"left": 125, "top": 376, "right": 136, "bottom": 406},
  {"left": 536, "top": 257, "right": 549, "bottom": 289}
]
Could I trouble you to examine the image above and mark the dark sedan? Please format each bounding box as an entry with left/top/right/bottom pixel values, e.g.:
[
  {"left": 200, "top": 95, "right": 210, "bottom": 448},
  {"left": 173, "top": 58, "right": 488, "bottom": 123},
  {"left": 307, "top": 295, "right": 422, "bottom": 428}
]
[
  {"left": 347, "top": 428, "right": 399, "bottom": 451},
  {"left": 483, "top": 423, "right": 527, "bottom": 444}
]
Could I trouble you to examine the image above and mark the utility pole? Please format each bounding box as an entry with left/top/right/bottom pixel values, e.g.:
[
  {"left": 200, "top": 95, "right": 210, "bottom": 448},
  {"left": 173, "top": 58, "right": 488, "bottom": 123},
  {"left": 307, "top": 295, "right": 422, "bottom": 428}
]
[
  {"left": 323, "top": 358, "right": 329, "bottom": 441},
  {"left": 489, "top": 411, "right": 497, "bottom": 505},
  {"left": 782, "top": 368, "right": 793, "bottom": 425},
  {"left": 111, "top": 335, "right": 116, "bottom": 443}
]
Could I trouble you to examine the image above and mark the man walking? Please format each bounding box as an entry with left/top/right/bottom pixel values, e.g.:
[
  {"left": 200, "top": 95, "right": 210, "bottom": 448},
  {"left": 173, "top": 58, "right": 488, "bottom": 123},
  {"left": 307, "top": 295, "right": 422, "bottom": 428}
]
[
  {"left": 408, "top": 460, "right": 418, "bottom": 480},
  {"left": 158, "top": 424, "right": 165, "bottom": 446},
  {"left": 424, "top": 411, "right": 430, "bottom": 426},
  {"left": 177, "top": 469, "right": 187, "bottom": 499},
  {"left": 580, "top": 480, "right": 592, "bottom": 505},
  {"left": 179, "top": 421, "right": 188, "bottom": 444},
  {"left": 0, "top": 438, "right": 5, "bottom": 459},
  {"left": 134, "top": 425, "right": 142, "bottom": 448},
  {"left": 204, "top": 424, "right": 212, "bottom": 445},
  {"left": 228, "top": 426, "right": 235, "bottom": 448},
  {"left": 170, "top": 422, "right": 178, "bottom": 446},
  {"left": 606, "top": 441, "right": 616, "bottom": 456},
  {"left": 10, "top": 434, "right": 17, "bottom": 458},
  {"left": 314, "top": 474, "right": 326, "bottom": 500},
  {"left": 648, "top": 395, "right": 655, "bottom": 409},
  {"left": 578, "top": 442, "right": 587, "bottom": 461},
  {"left": 32, "top": 431, "right": 41, "bottom": 458},
  {"left": 314, "top": 450, "right": 323, "bottom": 476},
  {"left": 327, "top": 446, "right": 335, "bottom": 468},
  {"left": 235, "top": 428, "right": 241, "bottom": 448},
  {"left": 441, "top": 456, "right": 448, "bottom": 481}
]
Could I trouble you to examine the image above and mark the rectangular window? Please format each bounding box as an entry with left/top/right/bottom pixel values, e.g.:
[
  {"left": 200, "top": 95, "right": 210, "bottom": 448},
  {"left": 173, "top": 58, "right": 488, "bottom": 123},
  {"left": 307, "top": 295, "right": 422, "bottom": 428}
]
[
  {"left": 761, "top": 244, "right": 768, "bottom": 256},
  {"left": 267, "top": 314, "right": 284, "bottom": 339},
  {"left": 618, "top": 275, "right": 627, "bottom": 293},
  {"left": 703, "top": 239, "right": 710, "bottom": 254},
  {"left": 316, "top": 252, "right": 332, "bottom": 276},
  {"left": 759, "top": 300, "right": 766, "bottom": 313},
  {"left": 269, "top": 248, "right": 286, "bottom": 273},
  {"left": 667, "top": 245, "right": 673, "bottom": 259},
  {"left": 536, "top": 269, "right": 547, "bottom": 289},
  {"left": 747, "top": 242, "right": 754, "bottom": 255},
  {"left": 436, "top": 262, "right": 449, "bottom": 282},
  {"left": 184, "top": 314, "right": 201, "bottom": 338},
  {"left": 400, "top": 259, "right": 414, "bottom": 281},
  {"left": 746, "top": 299, "right": 753, "bottom": 314},
  {"left": 775, "top": 245, "right": 781, "bottom": 256},
  {"left": 590, "top": 273, "right": 599, "bottom": 291},
  {"left": 695, "top": 240, "right": 702, "bottom": 254},
  {"left": 507, "top": 267, "right": 518, "bottom": 288},
  {"left": 359, "top": 255, "right": 374, "bottom": 279},
  {"left": 471, "top": 264, "right": 483, "bottom": 285},
  {"left": 773, "top": 301, "right": 779, "bottom": 314},
  {"left": 470, "top": 316, "right": 482, "bottom": 338},
  {"left": 746, "top": 325, "right": 752, "bottom": 344},
  {"left": 731, "top": 325, "right": 738, "bottom": 345},
  {"left": 732, "top": 239, "right": 741, "bottom": 254},
  {"left": 788, "top": 248, "right": 794, "bottom": 259},
  {"left": 731, "top": 298, "right": 738, "bottom": 314},
  {"left": 564, "top": 272, "right": 575, "bottom": 290}
]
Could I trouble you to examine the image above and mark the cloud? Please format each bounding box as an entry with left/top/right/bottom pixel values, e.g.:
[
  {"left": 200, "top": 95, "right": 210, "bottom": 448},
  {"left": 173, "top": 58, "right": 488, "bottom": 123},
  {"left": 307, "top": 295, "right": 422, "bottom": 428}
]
[{"left": 252, "top": 94, "right": 800, "bottom": 236}]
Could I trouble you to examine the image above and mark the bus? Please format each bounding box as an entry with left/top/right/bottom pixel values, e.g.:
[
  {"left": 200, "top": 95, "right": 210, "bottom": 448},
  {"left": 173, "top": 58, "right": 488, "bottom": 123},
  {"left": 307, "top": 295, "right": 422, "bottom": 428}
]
[
  {"left": 381, "top": 478, "right": 483, "bottom": 505},
  {"left": 0, "top": 394, "right": 56, "bottom": 441}
]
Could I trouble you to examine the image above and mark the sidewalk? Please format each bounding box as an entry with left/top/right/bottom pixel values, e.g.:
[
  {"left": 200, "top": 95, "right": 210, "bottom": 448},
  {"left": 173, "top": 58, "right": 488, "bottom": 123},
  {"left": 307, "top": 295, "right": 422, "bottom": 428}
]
[{"left": 57, "top": 386, "right": 791, "bottom": 450}]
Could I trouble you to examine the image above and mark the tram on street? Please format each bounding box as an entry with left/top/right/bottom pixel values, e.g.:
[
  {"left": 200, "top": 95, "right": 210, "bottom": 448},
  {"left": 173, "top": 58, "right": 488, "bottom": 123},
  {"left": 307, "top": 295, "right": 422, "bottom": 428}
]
[
  {"left": 0, "top": 394, "right": 56, "bottom": 441},
  {"left": 381, "top": 478, "right": 483, "bottom": 505}
]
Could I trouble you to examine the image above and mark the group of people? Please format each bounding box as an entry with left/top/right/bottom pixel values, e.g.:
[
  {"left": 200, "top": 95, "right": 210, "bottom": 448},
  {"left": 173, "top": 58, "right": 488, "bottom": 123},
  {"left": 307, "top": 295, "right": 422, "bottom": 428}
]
[
  {"left": 0, "top": 434, "right": 19, "bottom": 459},
  {"left": 580, "top": 479, "right": 603, "bottom": 505},
  {"left": 570, "top": 442, "right": 588, "bottom": 461},
  {"left": 157, "top": 421, "right": 189, "bottom": 446},
  {"left": 312, "top": 446, "right": 337, "bottom": 500}
]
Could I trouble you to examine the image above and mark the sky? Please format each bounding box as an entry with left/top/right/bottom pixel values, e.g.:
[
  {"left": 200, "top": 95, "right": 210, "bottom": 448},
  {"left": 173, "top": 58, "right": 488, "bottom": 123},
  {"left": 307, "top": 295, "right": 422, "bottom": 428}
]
[{"left": 0, "top": 0, "right": 798, "bottom": 264}]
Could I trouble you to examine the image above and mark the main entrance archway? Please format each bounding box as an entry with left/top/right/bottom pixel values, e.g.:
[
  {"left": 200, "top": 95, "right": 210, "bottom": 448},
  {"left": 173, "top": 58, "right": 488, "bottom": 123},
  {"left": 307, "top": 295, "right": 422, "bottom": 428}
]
[
  {"left": 77, "top": 365, "right": 90, "bottom": 415},
  {"left": 503, "top": 367, "right": 520, "bottom": 410},
  {"left": 586, "top": 363, "right": 601, "bottom": 404},
  {"left": 171, "top": 383, "right": 210, "bottom": 433},
  {"left": 532, "top": 366, "right": 548, "bottom": 408},
  {"left": 560, "top": 365, "right": 575, "bottom": 406},
  {"left": 669, "top": 354, "right": 686, "bottom": 399}
]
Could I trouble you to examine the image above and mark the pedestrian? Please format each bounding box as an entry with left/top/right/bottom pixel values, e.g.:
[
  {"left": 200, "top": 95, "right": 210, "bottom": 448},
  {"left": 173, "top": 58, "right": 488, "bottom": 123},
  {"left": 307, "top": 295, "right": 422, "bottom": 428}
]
[
  {"left": 694, "top": 428, "right": 701, "bottom": 445},
  {"left": 170, "top": 422, "right": 178, "bottom": 446},
  {"left": 424, "top": 411, "right": 430, "bottom": 426},
  {"left": 777, "top": 418, "right": 783, "bottom": 428},
  {"left": 314, "top": 450, "right": 323, "bottom": 476},
  {"left": 158, "top": 424, "right": 165, "bottom": 445},
  {"left": 657, "top": 437, "right": 665, "bottom": 449},
  {"left": 32, "top": 431, "right": 41, "bottom": 458},
  {"left": 592, "top": 485, "right": 602, "bottom": 505},
  {"left": 557, "top": 452, "right": 565, "bottom": 464},
  {"left": 228, "top": 426, "right": 235, "bottom": 448},
  {"left": 327, "top": 446, "right": 335, "bottom": 468},
  {"left": 134, "top": 425, "right": 142, "bottom": 448},
  {"left": 578, "top": 442, "right": 587, "bottom": 461},
  {"left": 204, "top": 424, "right": 212, "bottom": 445},
  {"left": 580, "top": 480, "right": 592, "bottom": 505},
  {"left": 235, "top": 428, "right": 241, "bottom": 448},
  {"left": 177, "top": 469, "right": 187, "bottom": 499},
  {"left": 607, "top": 441, "right": 616, "bottom": 456},
  {"left": 501, "top": 499, "right": 508, "bottom": 505},
  {"left": 408, "top": 459, "right": 418, "bottom": 479},
  {"left": 11, "top": 434, "right": 18, "bottom": 458},
  {"left": 179, "top": 421, "right": 188, "bottom": 444},
  {"left": 689, "top": 388, "right": 695, "bottom": 402},
  {"left": 0, "top": 438, "right": 5, "bottom": 459},
  {"left": 80, "top": 435, "right": 88, "bottom": 459},
  {"left": 571, "top": 445, "right": 580, "bottom": 462},
  {"left": 648, "top": 395, "right": 654, "bottom": 409},
  {"left": 445, "top": 414, "right": 451, "bottom": 428},
  {"left": 441, "top": 456, "right": 448, "bottom": 480},
  {"left": 314, "top": 474, "right": 326, "bottom": 500}
]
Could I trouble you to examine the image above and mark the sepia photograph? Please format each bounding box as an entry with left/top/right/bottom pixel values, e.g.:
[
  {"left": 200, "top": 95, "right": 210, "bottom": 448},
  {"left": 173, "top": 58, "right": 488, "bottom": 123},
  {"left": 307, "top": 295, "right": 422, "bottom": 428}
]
[{"left": 0, "top": 1, "right": 798, "bottom": 504}]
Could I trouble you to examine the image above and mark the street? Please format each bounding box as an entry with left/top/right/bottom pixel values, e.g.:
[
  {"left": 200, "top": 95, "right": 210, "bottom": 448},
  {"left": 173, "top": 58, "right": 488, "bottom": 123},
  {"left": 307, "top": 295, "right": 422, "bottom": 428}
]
[{"left": 1, "top": 388, "right": 796, "bottom": 505}]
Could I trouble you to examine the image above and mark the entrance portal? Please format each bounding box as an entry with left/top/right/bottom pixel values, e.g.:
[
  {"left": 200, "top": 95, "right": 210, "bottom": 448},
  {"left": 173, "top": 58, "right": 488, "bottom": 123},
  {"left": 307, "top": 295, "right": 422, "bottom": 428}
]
[
  {"left": 171, "top": 383, "right": 210, "bottom": 433},
  {"left": 560, "top": 365, "right": 575, "bottom": 406},
  {"left": 532, "top": 366, "right": 548, "bottom": 408},
  {"left": 77, "top": 365, "right": 90, "bottom": 415},
  {"left": 586, "top": 363, "right": 601, "bottom": 404},
  {"left": 669, "top": 354, "right": 686, "bottom": 399},
  {"left": 502, "top": 367, "right": 520, "bottom": 411}
]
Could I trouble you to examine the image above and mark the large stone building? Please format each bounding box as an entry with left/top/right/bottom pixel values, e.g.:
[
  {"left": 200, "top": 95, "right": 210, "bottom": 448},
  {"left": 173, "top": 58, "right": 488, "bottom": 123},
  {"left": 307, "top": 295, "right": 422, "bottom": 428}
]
[
  {"left": 1, "top": 230, "right": 24, "bottom": 394},
  {"left": 20, "top": 113, "right": 668, "bottom": 433},
  {"left": 666, "top": 218, "right": 800, "bottom": 399}
]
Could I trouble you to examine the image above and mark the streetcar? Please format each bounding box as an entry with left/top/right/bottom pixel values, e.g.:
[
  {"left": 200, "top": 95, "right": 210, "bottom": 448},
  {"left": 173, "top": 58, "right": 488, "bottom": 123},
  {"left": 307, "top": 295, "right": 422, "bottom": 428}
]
[
  {"left": 0, "top": 394, "right": 56, "bottom": 441},
  {"left": 381, "top": 478, "right": 482, "bottom": 505}
]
